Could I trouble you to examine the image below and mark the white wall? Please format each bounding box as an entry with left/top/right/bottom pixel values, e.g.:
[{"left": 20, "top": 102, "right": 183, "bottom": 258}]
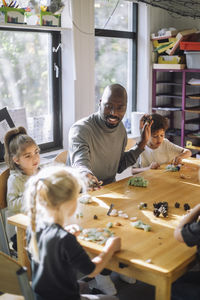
[{"left": 62, "top": 0, "right": 95, "bottom": 149}]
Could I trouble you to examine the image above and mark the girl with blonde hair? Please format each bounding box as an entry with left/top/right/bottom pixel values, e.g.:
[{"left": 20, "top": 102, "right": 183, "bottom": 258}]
[{"left": 25, "top": 165, "right": 120, "bottom": 300}]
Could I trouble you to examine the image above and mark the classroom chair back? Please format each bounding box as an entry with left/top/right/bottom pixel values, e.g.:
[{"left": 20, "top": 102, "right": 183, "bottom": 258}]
[
  {"left": 0, "top": 251, "right": 34, "bottom": 300},
  {"left": 0, "top": 169, "right": 10, "bottom": 255},
  {"left": 54, "top": 150, "right": 68, "bottom": 164}
]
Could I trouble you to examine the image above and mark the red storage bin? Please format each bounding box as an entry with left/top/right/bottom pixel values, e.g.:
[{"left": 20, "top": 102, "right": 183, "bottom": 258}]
[{"left": 180, "top": 42, "right": 200, "bottom": 50}]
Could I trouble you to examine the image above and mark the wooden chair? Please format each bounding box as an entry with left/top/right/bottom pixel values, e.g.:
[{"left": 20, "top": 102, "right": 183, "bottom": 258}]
[
  {"left": 0, "top": 169, "right": 10, "bottom": 255},
  {"left": 0, "top": 251, "right": 34, "bottom": 300},
  {"left": 125, "top": 138, "right": 136, "bottom": 151},
  {"left": 54, "top": 150, "right": 68, "bottom": 164}
]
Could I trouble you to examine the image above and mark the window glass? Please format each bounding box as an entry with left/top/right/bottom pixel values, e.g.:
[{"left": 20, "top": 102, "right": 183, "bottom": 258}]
[
  {"left": 95, "top": 37, "right": 133, "bottom": 131},
  {"left": 95, "top": 0, "right": 132, "bottom": 31},
  {"left": 95, "top": 36, "right": 130, "bottom": 105},
  {"left": 0, "top": 30, "right": 53, "bottom": 145}
]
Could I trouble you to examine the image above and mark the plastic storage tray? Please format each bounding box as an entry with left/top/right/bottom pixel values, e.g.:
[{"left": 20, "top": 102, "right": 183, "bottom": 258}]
[
  {"left": 180, "top": 42, "right": 200, "bottom": 50},
  {"left": 185, "top": 51, "right": 200, "bottom": 69}
]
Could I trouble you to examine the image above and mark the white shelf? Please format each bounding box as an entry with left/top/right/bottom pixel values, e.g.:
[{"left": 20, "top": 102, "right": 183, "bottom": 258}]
[{"left": 0, "top": 23, "right": 70, "bottom": 31}]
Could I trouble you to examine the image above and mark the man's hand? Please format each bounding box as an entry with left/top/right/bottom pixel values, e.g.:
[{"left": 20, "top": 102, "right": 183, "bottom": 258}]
[
  {"left": 138, "top": 114, "right": 153, "bottom": 150},
  {"left": 86, "top": 173, "right": 103, "bottom": 191}
]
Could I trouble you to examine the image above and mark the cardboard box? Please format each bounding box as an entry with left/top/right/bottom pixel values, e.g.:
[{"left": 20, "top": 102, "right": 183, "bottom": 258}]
[
  {"left": 153, "top": 64, "right": 186, "bottom": 69},
  {"left": 158, "top": 55, "right": 185, "bottom": 64},
  {"left": 166, "top": 28, "right": 197, "bottom": 55}
]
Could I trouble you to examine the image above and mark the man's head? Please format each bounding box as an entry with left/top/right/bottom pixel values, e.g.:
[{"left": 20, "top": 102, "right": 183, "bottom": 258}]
[{"left": 99, "top": 84, "right": 127, "bottom": 128}]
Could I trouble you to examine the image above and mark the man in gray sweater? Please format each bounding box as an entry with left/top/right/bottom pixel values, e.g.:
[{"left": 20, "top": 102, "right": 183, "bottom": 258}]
[
  {"left": 68, "top": 83, "right": 152, "bottom": 188},
  {"left": 68, "top": 83, "right": 152, "bottom": 294}
]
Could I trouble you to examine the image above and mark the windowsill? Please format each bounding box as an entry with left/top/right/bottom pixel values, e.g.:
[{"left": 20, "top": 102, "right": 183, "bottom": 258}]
[
  {"left": 0, "top": 148, "right": 64, "bottom": 172},
  {"left": 0, "top": 23, "right": 70, "bottom": 31}
]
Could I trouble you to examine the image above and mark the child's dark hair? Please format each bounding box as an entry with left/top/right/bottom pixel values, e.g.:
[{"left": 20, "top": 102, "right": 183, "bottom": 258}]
[
  {"left": 150, "top": 113, "right": 168, "bottom": 134},
  {"left": 4, "top": 126, "right": 38, "bottom": 170}
]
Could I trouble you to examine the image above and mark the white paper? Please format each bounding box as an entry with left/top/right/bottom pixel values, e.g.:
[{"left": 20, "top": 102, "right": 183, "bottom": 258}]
[
  {"left": 188, "top": 78, "right": 200, "bottom": 85},
  {"left": 8, "top": 107, "right": 28, "bottom": 130},
  {"left": 0, "top": 119, "right": 10, "bottom": 143}
]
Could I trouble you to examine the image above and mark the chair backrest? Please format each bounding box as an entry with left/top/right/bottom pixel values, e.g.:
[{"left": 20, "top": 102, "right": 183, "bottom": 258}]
[
  {"left": 0, "top": 168, "right": 10, "bottom": 255},
  {"left": 0, "top": 251, "right": 34, "bottom": 300},
  {"left": 125, "top": 138, "right": 136, "bottom": 151},
  {"left": 54, "top": 150, "right": 68, "bottom": 164},
  {"left": 0, "top": 168, "right": 10, "bottom": 210}
]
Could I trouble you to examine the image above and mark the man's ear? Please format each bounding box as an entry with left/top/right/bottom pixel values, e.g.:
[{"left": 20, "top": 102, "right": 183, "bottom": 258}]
[{"left": 13, "top": 156, "right": 20, "bottom": 165}]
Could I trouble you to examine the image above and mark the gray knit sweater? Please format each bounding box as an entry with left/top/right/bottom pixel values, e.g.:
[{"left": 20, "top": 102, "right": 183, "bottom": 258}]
[{"left": 68, "top": 112, "right": 143, "bottom": 185}]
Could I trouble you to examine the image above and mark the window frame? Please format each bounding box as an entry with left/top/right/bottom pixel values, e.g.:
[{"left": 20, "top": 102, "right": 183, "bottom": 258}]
[
  {"left": 0, "top": 27, "right": 63, "bottom": 162},
  {"left": 95, "top": 2, "right": 138, "bottom": 111}
]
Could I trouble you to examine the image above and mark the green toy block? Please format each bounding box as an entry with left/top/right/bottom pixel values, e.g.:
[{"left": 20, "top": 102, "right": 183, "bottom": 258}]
[
  {"left": 131, "top": 220, "right": 151, "bottom": 232},
  {"left": 128, "top": 176, "right": 148, "bottom": 187}
]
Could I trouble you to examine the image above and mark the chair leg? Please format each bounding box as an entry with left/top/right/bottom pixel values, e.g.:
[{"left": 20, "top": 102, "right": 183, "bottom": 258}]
[
  {"left": 17, "top": 267, "right": 34, "bottom": 300},
  {"left": 0, "top": 213, "right": 10, "bottom": 256}
]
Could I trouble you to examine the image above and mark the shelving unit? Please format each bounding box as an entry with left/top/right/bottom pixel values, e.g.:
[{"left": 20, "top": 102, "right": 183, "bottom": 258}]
[{"left": 152, "top": 68, "right": 200, "bottom": 152}]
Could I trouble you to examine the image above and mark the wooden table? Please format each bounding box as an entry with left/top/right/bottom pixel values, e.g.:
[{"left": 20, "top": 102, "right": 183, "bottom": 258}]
[{"left": 8, "top": 163, "right": 200, "bottom": 300}]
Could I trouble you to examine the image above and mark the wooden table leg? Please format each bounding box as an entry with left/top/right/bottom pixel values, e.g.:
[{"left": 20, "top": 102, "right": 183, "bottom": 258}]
[
  {"left": 16, "top": 227, "right": 31, "bottom": 279},
  {"left": 155, "top": 277, "right": 171, "bottom": 300}
]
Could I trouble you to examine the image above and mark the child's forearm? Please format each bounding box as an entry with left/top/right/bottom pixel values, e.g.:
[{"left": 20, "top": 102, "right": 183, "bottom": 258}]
[
  {"left": 89, "top": 250, "right": 114, "bottom": 277},
  {"left": 88, "top": 237, "right": 121, "bottom": 277},
  {"left": 178, "top": 149, "right": 192, "bottom": 160},
  {"left": 132, "top": 167, "right": 150, "bottom": 174},
  {"left": 174, "top": 204, "right": 200, "bottom": 242}
]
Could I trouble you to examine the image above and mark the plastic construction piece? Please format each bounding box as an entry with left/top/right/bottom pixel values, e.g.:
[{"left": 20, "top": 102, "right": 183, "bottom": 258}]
[
  {"left": 79, "top": 194, "right": 93, "bottom": 204},
  {"left": 165, "top": 164, "right": 180, "bottom": 172},
  {"left": 128, "top": 176, "right": 148, "bottom": 187},
  {"left": 79, "top": 227, "right": 114, "bottom": 245},
  {"left": 107, "top": 203, "right": 114, "bottom": 216},
  {"left": 106, "top": 222, "right": 113, "bottom": 229},
  {"left": 153, "top": 202, "right": 168, "bottom": 218},
  {"left": 131, "top": 220, "right": 151, "bottom": 232},
  {"left": 175, "top": 202, "right": 180, "bottom": 208},
  {"left": 184, "top": 203, "right": 190, "bottom": 211},
  {"left": 138, "top": 202, "right": 148, "bottom": 210}
]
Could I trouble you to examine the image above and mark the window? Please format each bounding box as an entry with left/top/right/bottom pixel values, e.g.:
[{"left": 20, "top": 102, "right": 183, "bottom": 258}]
[
  {"left": 0, "top": 28, "right": 62, "bottom": 161},
  {"left": 95, "top": 0, "right": 137, "bottom": 133}
]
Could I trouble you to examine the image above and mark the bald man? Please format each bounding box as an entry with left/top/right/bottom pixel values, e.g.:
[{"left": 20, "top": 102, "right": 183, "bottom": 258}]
[{"left": 68, "top": 84, "right": 152, "bottom": 187}]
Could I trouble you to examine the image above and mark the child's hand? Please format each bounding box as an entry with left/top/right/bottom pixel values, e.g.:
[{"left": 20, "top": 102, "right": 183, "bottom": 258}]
[
  {"left": 172, "top": 156, "right": 182, "bottom": 166},
  {"left": 150, "top": 162, "right": 160, "bottom": 169},
  {"left": 65, "top": 224, "right": 81, "bottom": 236},
  {"left": 138, "top": 119, "right": 153, "bottom": 149},
  {"left": 104, "top": 236, "right": 121, "bottom": 253}
]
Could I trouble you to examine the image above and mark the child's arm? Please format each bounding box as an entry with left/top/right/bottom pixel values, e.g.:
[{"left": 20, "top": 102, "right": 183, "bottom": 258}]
[
  {"left": 132, "top": 162, "right": 160, "bottom": 174},
  {"left": 172, "top": 149, "right": 192, "bottom": 165},
  {"left": 88, "top": 236, "right": 121, "bottom": 277},
  {"left": 174, "top": 204, "right": 200, "bottom": 242},
  {"left": 7, "top": 176, "right": 24, "bottom": 213}
]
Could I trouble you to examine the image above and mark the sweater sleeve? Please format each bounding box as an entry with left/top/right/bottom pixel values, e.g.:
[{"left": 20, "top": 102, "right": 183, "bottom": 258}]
[
  {"left": 117, "top": 144, "right": 144, "bottom": 173},
  {"left": 68, "top": 124, "right": 94, "bottom": 175},
  {"left": 181, "top": 222, "right": 200, "bottom": 247},
  {"left": 7, "top": 175, "right": 24, "bottom": 213},
  {"left": 63, "top": 234, "right": 95, "bottom": 275}
]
